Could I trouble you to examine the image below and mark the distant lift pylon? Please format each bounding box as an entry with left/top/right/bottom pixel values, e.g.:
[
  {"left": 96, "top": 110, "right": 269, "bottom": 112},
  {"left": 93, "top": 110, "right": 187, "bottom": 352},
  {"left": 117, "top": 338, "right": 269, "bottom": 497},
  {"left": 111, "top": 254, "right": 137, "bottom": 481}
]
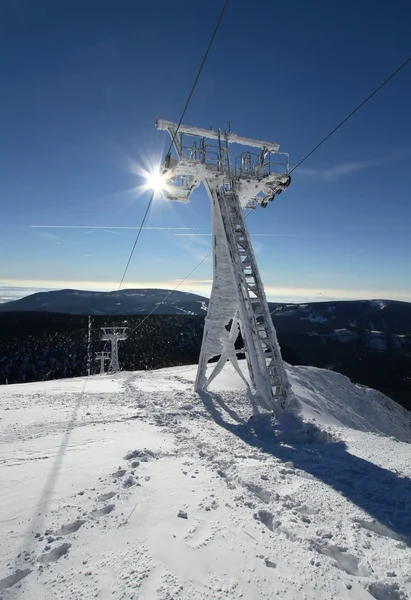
[
  {"left": 100, "top": 327, "right": 127, "bottom": 374},
  {"left": 94, "top": 351, "right": 111, "bottom": 375},
  {"left": 156, "top": 120, "right": 292, "bottom": 412}
]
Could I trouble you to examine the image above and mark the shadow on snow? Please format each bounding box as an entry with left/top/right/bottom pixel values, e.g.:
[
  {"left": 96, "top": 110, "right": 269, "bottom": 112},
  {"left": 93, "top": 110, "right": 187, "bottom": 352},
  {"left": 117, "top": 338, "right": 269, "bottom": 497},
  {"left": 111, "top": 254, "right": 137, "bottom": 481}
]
[{"left": 199, "top": 390, "right": 411, "bottom": 545}]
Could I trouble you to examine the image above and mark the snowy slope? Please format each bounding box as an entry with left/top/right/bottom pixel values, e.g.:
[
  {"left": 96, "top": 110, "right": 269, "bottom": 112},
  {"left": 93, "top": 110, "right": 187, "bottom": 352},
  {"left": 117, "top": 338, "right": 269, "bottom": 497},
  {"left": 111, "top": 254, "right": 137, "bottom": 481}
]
[{"left": 1, "top": 363, "right": 411, "bottom": 600}]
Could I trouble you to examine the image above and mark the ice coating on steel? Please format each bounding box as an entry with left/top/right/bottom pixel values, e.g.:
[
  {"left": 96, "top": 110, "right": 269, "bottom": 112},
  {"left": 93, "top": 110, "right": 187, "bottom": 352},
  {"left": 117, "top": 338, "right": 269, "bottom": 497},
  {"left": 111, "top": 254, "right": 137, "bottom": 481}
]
[
  {"left": 101, "top": 327, "right": 128, "bottom": 374},
  {"left": 155, "top": 119, "right": 294, "bottom": 413},
  {"left": 95, "top": 351, "right": 111, "bottom": 375},
  {"left": 156, "top": 119, "right": 280, "bottom": 152}
]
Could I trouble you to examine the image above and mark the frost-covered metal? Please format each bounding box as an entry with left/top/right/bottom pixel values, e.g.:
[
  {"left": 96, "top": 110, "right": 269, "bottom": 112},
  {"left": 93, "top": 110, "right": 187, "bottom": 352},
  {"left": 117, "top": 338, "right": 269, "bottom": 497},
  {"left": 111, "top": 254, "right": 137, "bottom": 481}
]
[
  {"left": 100, "top": 327, "right": 127, "bottom": 374},
  {"left": 156, "top": 120, "right": 292, "bottom": 411},
  {"left": 94, "top": 351, "right": 111, "bottom": 375},
  {"left": 87, "top": 316, "right": 92, "bottom": 376}
]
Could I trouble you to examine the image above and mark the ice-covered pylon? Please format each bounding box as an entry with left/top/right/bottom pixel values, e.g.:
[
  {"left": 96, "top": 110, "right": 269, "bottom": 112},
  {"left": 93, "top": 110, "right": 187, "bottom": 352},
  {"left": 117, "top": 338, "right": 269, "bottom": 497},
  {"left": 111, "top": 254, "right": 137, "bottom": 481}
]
[
  {"left": 156, "top": 120, "right": 293, "bottom": 412},
  {"left": 100, "top": 327, "right": 127, "bottom": 374},
  {"left": 94, "top": 351, "right": 111, "bottom": 375}
]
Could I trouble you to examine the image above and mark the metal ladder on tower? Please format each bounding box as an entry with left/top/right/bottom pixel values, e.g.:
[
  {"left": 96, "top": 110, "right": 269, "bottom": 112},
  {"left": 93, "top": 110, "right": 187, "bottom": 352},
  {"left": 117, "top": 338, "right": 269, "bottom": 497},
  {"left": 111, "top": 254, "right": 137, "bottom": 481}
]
[{"left": 216, "top": 184, "right": 290, "bottom": 410}]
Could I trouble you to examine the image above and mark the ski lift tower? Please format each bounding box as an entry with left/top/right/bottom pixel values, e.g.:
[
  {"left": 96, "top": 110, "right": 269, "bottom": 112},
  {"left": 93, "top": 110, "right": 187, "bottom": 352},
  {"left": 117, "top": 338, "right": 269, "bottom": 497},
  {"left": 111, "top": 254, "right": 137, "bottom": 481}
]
[
  {"left": 156, "top": 120, "right": 293, "bottom": 411},
  {"left": 94, "top": 351, "right": 111, "bottom": 375},
  {"left": 100, "top": 327, "right": 128, "bottom": 374}
]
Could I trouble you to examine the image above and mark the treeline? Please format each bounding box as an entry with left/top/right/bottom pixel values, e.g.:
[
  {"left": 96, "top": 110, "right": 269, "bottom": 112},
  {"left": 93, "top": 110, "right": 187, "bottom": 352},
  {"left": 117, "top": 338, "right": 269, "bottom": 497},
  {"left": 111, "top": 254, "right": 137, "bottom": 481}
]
[
  {"left": 0, "top": 312, "right": 204, "bottom": 384},
  {"left": 1, "top": 311, "right": 410, "bottom": 413}
]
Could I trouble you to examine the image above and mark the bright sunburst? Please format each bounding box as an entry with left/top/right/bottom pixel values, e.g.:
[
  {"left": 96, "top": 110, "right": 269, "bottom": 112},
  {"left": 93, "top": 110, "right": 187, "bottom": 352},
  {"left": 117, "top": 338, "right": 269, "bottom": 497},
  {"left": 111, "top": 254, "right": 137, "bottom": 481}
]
[
  {"left": 120, "top": 145, "right": 172, "bottom": 206},
  {"left": 145, "top": 169, "right": 166, "bottom": 193}
]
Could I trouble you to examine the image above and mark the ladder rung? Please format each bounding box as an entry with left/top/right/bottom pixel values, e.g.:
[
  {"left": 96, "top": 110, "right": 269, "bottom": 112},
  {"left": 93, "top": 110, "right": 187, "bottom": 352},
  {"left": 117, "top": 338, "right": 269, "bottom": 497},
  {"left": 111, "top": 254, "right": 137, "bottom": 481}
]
[{"left": 218, "top": 186, "right": 287, "bottom": 395}]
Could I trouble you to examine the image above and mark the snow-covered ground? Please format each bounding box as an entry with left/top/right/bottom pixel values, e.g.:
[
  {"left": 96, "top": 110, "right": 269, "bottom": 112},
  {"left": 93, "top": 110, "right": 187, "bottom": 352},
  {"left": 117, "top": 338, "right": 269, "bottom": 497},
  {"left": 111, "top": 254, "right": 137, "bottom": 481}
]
[{"left": 1, "top": 363, "right": 411, "bottom": 599}]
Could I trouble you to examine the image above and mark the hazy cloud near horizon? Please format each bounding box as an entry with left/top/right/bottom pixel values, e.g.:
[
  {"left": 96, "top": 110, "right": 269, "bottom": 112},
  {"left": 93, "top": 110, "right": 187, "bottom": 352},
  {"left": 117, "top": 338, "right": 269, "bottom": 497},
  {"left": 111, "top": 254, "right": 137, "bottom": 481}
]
[{"left": 0, "top": 285, "right": 59, "bottom": 304}]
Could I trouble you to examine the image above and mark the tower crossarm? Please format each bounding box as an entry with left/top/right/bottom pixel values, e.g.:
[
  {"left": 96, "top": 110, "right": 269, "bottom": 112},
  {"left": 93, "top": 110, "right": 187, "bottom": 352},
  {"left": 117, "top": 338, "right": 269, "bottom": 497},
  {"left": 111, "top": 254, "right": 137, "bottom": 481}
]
[
  {"left": 157, "top": 120, "right": 291, "bottom": 207},
  {"left": 101, "top": 326, "right": 128, "bottom": 342},
  {"left": 156, "top": 119, "right": 280, "bottom": 153},
  {"left": 94, "top": 352, "right": 111, "bottom": 360}
]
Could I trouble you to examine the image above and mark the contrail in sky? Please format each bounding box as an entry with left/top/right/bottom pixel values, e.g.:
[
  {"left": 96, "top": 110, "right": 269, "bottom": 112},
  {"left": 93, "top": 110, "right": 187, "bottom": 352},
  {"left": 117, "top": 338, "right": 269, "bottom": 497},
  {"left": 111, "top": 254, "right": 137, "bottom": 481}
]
[{"left": 30, "top": 225, "right": 201, "bottom": 230}]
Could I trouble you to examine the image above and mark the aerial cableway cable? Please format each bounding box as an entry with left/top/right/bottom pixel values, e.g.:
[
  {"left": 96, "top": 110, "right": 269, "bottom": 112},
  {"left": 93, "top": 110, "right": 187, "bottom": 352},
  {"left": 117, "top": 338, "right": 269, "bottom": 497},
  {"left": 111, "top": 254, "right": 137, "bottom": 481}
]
[
  {"left": 111, "top": 4, "right": 231, "bottom": 526},
  {"left": 127, "top": 252, "right": 211, "bottom": 337},
  {"left": 290, "top": 55, "right": 411, "bottom": 174},
  {"left": 137, "top": 54, "right": 411, "bottom": 322},
  {"left": 118, "top": 0, "right": 230, "bottom": 290}
]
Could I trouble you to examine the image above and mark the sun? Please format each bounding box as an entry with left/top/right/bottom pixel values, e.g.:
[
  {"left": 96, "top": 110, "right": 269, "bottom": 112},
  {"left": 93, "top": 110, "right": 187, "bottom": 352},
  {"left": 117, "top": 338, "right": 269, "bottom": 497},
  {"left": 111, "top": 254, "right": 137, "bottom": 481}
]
[
  {"left": 145, "top": 169, "right": 166, "bottom": 193},
  {"left": 123, "top": 153, "right": 170, "bottom": 202}
]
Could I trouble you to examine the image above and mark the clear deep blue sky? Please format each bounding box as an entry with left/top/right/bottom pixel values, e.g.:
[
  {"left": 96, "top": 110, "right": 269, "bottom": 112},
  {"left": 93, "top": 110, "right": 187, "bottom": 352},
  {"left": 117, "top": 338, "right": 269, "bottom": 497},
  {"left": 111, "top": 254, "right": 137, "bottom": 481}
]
[{"left": 1, "top": 0, "right": 410, "bottom": 303}]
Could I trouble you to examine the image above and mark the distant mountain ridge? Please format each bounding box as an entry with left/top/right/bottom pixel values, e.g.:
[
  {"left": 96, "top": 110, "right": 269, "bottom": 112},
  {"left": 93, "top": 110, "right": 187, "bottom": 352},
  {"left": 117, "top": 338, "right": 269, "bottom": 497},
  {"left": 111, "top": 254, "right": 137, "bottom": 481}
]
[
  {"left": 0, "top": 288, "right": 209, "bottom": 316},
  {"left": 1, "top": 289, "right": 411, "bottom": 334},
  {"left": 271, "top": 299, "right": 411, "bottom": 336}
]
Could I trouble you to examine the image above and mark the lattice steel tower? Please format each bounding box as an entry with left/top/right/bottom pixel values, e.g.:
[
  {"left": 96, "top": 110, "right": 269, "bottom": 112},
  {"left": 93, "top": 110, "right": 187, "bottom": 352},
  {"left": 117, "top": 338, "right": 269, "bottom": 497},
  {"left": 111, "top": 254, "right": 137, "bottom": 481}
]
[
  {"left": 94, "top": 351, "right": 111, "bottom": 375},
  {"left": 156, "top": 120, "right": 293, "bottom": 411},
  {"left": 100, "top": 327, "right": 127, "bottom": 374}
]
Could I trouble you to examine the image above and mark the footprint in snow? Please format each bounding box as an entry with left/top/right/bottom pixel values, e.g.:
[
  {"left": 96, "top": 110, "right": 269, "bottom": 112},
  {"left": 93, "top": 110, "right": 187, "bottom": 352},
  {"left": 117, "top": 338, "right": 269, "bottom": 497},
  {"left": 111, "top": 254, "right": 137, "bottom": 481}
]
[
  {"left": 37, "top": 543, "right": 71, "bottom": 564},
  {"left": 246, "top": 482, "right": 276, "bottom": 505},
  {"left": 123, "top": 475, "right": 136, "bottom": 488},
  {"left": 264, "top": 558, "right": 277, "bottom": 569},
  {"left": 91, "top": 504, "right": 115, "bottom": 517},
  {"left": 98, "top": 491, "right": 117, "bottom": 502},
  {"left": 353, "top": 518, "right": 404, "bottom": 542},
  {"left": 254, "top": 509, "right": 279, "bottom": 532},
  {"left": 112, "top": 469, "right": 127, "bottom": 478},
  {"left": 367, "top": 581, "right": 406, "bottom": 600},
  {"left": 311, "top": 540, "right": 369, "bottom": 577},
  {"left": 55, "top": 520, "right": 86, "bottom": 536},
  {"left": 254, "top": 509, "right": 298, "bottom": 542},
  {"left": 124, "top": 449, "right": 156, "bottom": 462},
  {"left": 0, "top": 569, "right": 32, "bottom": 592}
]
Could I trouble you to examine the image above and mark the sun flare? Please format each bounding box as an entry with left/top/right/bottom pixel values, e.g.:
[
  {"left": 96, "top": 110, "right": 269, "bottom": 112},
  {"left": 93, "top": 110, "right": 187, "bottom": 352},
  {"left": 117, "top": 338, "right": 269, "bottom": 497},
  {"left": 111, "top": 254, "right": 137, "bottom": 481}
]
[{"left": 145, "top": 169, "right": 166, "bottom": 193}]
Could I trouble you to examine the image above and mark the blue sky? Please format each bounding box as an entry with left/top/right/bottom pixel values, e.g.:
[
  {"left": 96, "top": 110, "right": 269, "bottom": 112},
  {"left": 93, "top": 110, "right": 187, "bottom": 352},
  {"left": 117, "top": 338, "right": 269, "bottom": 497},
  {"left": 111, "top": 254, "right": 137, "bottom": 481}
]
[{"left": 1, "top": 0, "right": 410, "bottom": 303}]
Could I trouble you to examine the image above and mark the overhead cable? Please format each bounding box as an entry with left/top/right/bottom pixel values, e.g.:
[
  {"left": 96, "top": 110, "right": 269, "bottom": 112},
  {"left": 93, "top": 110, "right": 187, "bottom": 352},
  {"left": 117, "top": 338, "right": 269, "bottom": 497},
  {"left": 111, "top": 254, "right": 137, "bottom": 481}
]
[
  {"left": 118, "top": 0, "right": 229, "bottom": 290},
  {"left": 290, "top": 56, "right": 411, "bottom": 173}
]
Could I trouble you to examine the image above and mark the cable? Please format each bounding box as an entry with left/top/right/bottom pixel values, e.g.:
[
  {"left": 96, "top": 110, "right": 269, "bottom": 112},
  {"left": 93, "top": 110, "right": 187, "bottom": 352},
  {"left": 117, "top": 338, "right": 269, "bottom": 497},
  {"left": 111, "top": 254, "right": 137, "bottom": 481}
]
[
  {"left": 119, "top": 53, "right": 411, "bottom": 336},
  {"left": 118, "top": 0, "right": 229, "bottom": 290},
  {"left": 128, "top": 251, "right": 212, "bottom": 337},
  {"left": 117, "top": 14, "right": 410, "bottom": 363},
  {"left": 290, "top": 55, "right": 411, "bottom": 174},
  {"left": 129, "top": 67, "right": 411, "bottom": 328},
  {"left": 128, "top": 209, "right": 254, "bottom": 338},
  {"left": 166, "top": 0, "right": 230, "bottom": 156},
  {"left": 118, "top": 191, "right": 154, "bottom": 289}
]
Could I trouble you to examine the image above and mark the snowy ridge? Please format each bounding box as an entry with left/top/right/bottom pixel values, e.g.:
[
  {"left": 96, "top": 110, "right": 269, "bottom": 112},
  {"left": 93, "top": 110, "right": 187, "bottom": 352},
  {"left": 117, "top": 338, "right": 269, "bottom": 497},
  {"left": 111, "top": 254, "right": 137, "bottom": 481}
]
[
  {"left": 0, "top": 288, "right": 209, "bottom": 316},
  {"left": 1, "top": 363, "right": 411, "bottom": 599}
]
